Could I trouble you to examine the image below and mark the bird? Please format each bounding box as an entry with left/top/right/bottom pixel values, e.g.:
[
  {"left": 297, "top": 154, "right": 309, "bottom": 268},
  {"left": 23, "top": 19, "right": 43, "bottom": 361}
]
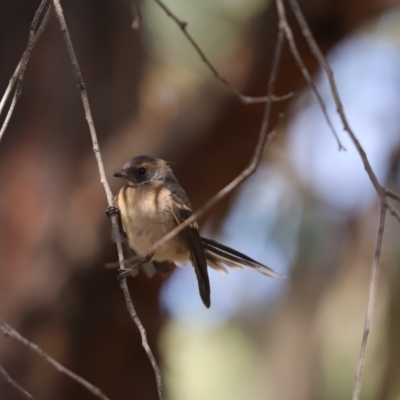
[{"left": 106, "top": 155, "right": 283, "bottom": 308}]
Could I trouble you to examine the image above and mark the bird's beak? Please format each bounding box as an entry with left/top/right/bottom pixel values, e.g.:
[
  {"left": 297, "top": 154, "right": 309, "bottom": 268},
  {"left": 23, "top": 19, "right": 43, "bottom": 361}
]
[{"left": 113, "top": 171, "right": 126, "bottom": 178}]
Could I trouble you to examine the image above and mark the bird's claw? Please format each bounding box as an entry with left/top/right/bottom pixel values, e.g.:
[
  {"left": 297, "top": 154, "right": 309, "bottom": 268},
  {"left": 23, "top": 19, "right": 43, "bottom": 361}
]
[
  {"left": 117, "top": 268, "right": 132, "bottom": 281},
  {"left": 105, "top": 205, "right": 120, "bottom": 217}
]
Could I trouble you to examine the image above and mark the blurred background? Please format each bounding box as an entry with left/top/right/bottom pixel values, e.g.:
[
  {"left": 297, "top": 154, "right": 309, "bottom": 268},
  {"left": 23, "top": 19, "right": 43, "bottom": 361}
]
[{"left": 0, "top": 0, "right": 400, "bottom": 399}]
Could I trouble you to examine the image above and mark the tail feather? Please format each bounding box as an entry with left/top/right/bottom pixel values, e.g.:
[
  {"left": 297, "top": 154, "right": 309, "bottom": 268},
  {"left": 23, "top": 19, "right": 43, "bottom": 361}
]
[
  {"left": 201, "top": 238, "right": 284, "bottom": 279},
  {"left": 205, "top": 249, "right": 243, "bottom": 271},
  {"left": 205, "top": 253, "right": 229, "bottom": 275}
]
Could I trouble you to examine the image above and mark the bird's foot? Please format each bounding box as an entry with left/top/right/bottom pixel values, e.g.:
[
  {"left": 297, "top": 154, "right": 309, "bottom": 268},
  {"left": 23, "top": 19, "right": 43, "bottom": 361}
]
[
  {"left": 116, "top": 253, "right": 155, "bottom": 281},
  {"left": 105, "top": 205, "right": 120, "bottom": 217},
  {"left": 117, "top": 268, "right": 134, "bottom": 281}
]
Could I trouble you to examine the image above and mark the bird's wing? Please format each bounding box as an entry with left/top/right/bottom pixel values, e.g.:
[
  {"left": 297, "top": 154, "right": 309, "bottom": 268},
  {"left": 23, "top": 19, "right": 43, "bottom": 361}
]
[{"left": 170, "top": 191, "right": 211, "bottom": 308}]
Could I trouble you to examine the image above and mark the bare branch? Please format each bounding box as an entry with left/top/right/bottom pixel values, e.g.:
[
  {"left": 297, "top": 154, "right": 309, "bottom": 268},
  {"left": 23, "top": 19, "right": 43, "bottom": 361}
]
[
  {"left": 351, "top": 205, "right": 386, "bottom": 400},
  {"left": 51, "top": 1, "right": 164, "bottom": 399},
  {"left": 0, "top": 319, "right": 110, "bottom": 400},
  {"left": 0, "top": 364, "right": 35, "bottom": 400},
  {"left": 153, "top": 0, "right": 293, "bottom": 105},
  {"left": 0, "top": 0, "right": 51, "bottom": 142},
  {"left": 275, "top": 0, "right": 345, "bottom": 151}
]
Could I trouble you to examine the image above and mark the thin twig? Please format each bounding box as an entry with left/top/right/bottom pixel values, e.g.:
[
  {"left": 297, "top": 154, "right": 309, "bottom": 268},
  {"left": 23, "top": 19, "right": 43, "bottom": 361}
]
[
  {"left": 50, "top": 1, "right": 164, "bottom": 399},
  {"left": 153, "top": 0, "right": 293, "bottom": 105},
  {"left": 351, "top": 205, "right": 386, "bottom": 400},
  {"left": 275, "top": 0, "right": 345, "bottom": 151},
  {"left": 0, "top": 319, "right": 110, "bottom": 400},
  {"left": 0, "top": 364, "right": 35, "bottom": 400},
  {"left": 0, "top": 0, "right": 51, "bottom": 142}
]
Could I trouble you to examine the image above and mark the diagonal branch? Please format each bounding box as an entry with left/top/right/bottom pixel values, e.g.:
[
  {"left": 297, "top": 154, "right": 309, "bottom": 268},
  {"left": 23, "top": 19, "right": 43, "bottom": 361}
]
[
  {"left": 0, "top": 319, "right": 110, "bottom": 400},
  {"left": 153, "top": 0, "right": 293, "bottom": 105},
  {"left": 0, "top": 0, "right": 52, "bottom": 142},
  {"left": 50, "top": 1, "right": 164, "bottom": 399},
  {"left": 0, "top": 364, "right": 35, "bottom": 400}
]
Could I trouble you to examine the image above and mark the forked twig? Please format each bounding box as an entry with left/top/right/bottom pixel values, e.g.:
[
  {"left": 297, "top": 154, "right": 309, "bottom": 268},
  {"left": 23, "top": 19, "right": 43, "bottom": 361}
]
[
  {"left": 0, "top": 364, "right": 35, "bottom": 400},
  {"left": 0, "top": 0, "right": 52, "bottom": 142},
  {"left": 0, "top": 319, "right": 110, "bottom": 400},
  {"left": 51, "top": 1, "right": 164, "bottom": 399},
  {"left": 153, "top": 0, "right": 293, "bottom": 105}
]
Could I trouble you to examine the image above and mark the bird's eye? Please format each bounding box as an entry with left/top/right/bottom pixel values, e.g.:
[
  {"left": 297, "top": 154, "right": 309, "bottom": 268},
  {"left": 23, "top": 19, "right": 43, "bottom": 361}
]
[{"left": 138, "top": 167, "right": 146, "bottom": 175}]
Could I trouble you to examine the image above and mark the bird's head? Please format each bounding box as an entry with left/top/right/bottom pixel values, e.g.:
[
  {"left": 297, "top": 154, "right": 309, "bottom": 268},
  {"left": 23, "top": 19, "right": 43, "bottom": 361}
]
[{"left": 113, "top": 155, "right": 172, "bottom": 186}]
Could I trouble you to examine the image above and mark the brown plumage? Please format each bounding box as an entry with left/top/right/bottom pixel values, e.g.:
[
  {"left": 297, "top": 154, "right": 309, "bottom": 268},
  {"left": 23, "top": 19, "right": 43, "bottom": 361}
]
[{"left": 106, "top": 155, "right": 283, "bottom": 308}]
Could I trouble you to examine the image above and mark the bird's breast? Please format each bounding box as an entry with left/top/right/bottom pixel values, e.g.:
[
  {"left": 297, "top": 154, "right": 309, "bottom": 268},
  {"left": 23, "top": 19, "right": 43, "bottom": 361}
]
[{"left": 116, "top": 184, "right": 189, "bottom": 262}]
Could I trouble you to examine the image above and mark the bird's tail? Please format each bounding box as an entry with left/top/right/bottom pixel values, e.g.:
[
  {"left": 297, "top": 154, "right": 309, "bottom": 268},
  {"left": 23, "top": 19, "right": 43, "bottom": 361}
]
[{"left": 201, "top": 238, "right": 284, "bottom": 279}]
